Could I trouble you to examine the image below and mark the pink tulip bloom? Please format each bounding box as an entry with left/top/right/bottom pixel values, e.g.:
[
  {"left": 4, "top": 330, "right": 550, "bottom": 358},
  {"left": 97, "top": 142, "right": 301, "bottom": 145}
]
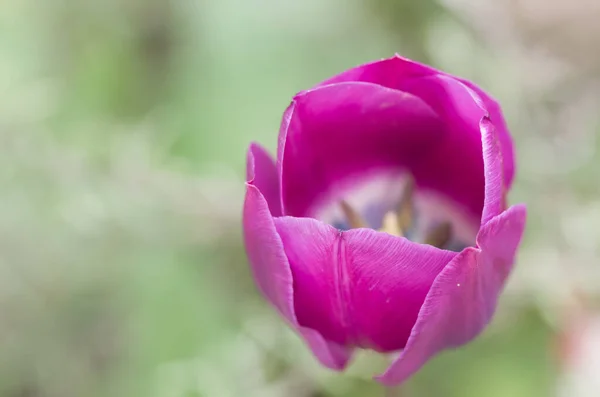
[{"left": 243, "top": 54, "right": 527, "bottom": 385}]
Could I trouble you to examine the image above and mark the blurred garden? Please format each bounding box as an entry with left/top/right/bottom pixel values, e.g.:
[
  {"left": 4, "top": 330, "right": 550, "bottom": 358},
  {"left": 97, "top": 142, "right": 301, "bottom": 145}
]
[{"left": 1, "top": 0, "right": 600, "bottom": 396}]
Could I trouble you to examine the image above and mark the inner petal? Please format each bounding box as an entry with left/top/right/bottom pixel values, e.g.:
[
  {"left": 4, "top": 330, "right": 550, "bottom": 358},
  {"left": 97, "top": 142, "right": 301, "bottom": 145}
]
[{"left": 279, "top": 82, "right": 445, "bottom": 219}]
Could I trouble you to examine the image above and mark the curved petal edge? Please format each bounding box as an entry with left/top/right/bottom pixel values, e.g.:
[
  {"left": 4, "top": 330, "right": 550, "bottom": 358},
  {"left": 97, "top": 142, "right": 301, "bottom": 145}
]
[
  {"left": 376, "top": 204, "right": 527, "bottom": 386},
  {"left": 243, "top": 182, "right": 353, "bottom": 369},
  {"left": 246, "top": 143, "right": 282, "bottom": 217}
]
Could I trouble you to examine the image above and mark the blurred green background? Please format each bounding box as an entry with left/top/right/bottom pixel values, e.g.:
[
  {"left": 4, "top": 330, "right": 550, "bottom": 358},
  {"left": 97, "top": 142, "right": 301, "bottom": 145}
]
[{"left": 2, "top": 0, "right": 600, "bottom": 396}]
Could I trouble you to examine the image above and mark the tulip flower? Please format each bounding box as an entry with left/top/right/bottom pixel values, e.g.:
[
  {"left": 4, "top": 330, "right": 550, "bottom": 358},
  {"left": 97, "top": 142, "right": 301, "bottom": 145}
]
[{"left": 243, "top": 54, "right": 526, "bottom": 385}]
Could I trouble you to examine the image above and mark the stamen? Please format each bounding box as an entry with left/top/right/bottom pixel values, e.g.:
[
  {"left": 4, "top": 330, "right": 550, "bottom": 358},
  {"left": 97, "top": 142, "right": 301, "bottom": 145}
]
[
  {"left": 380, "top": 211, "right": 403, "bottom": 236},
  {"left": 424, "top": 222, "right": 453, "bottom": 248},
  {"left": 339, "top": 200, "right": 367, "bottom": 229},
  {"left": 338, "top": 175, "right": 456, "bottom": 250},
  {"left": 396, "top": 176, "right": 415, "bottom": 232}
]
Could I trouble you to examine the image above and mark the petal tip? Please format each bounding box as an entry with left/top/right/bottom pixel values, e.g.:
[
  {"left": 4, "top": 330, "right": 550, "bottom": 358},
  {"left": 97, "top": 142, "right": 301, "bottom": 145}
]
[
  {"left": 245, "top": 143, "right": 282, "bottom": 215},
  {"left": 246, "top": 142, "right": 270, "bottom": 183},
  {"left": 246, "top": 146, "right": 258, "bottom": 183},
  {"left": 299, "top": 323, "right": 355, "bottom": 371}
]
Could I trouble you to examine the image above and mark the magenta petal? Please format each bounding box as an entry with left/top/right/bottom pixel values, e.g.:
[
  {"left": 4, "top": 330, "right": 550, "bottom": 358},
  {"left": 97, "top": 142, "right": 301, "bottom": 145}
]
[
  {"left": 316, "top": 55, "right": 435, "bottom": 89},
  {"left": 325, "top": 55, "right": 516, "bottom": 185},
  {"left": 479, "top": 116, "right": 505, "bottom": 225},
  {"left": 246, "top": 143, "right": 282, "bottom": 217},
  {"left": 315, "top": 55, "right": 515, "bottom": 218},
  {"left": 400, "top": 74, "right": 503, "bottom": 222},
  {"left": 343, "top": 229, "right": 457, "bottom": 351},
  {"left": 377, "top": 204, "right": 527, "bottom": 386},
  {"left": 272, "top": 217, "right": 348, "bottom": 343},
  {"left": 456, "top": 78, "right": 515, "bottom": 189},
  {"left": 274, "top": 216, "right": 456, "bottom": 352},
  {"left": 277, "top": 82, "right": 444, "bottom": 217},
  {"left": 299, "top": 327, "right": 352, "bottom": 369},
  {"left": 243, "top": 182, "right": 353, "bottom": 369},
  {"left": 243, "top": 184, "right": 294, "bottom": 322}
]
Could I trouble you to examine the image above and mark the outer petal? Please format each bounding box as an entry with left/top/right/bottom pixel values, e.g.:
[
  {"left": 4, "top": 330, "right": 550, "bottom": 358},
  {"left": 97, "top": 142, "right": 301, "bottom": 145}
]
[
  {"left": 244, "top": 147, "right": 352, "bottom": 369},
  {"left": 399, "top": 74, "right": 506, "bottom": 222},
  {"left": 455, "top": 78, "right": 516, "bottom": 189},
  {"left": 321, "top": 54, "right": 516, "bottom": 185},
  {"left": 344, "top": 229, "right": 457, "bottom": 352},
  {"left": 315, "top": 55, "right": 515, "bottom": 217},
  {"left": 274, "top": 216, "right": 457, "bottom": 352},
  {"left": 247, "top": 143, "right": 282, "bottom": 217},
  {"left": 377, "top": 204, "right": 527, "bottom": 386},
  {"left": 277, "top": 82, "right": 444, "bottom": 217},
  {"left": 479, "top": 115, "right": 505, "bottom": 225},
  {"left": 316, "top": 55, "right": 437, "bottom": 88}
]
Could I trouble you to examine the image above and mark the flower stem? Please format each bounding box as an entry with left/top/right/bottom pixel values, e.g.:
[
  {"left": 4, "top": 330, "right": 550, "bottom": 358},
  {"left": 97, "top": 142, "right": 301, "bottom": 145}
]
[{"left": 384, "top": 385, "right": 405, "bottom": 397}]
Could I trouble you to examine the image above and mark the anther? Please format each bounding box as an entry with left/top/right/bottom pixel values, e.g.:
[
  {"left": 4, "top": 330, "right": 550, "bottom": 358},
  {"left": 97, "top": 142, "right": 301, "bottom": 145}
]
[
  {"left": 380, "top": 211, "right": 403, "bottom": 236},
  {"left": 396, "top": 175, "right": 415, "bottom": 232},
  {"left": 340, "top": 200, "right": 367, "bottom": 229},
  {"left": 424, "top": 222, "right": 453, "bottom": 248}
]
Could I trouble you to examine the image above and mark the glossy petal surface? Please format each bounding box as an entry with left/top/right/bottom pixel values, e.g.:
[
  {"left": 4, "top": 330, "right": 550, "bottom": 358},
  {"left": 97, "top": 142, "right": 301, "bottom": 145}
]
[
  {"left": 277, "top": 82, "right": 444, "bottom": 217},
  {"left": 398, "top": 75, "right": 488, "bottom": 219},
  {"left": 315, "top": 55, "right": 515, "bottom": 219},
  {"left": 244, "top": 147, "right": 352, "bottom": 369},
  {"left": 377, "top": 204, "right": 527, "bottom": 385},
  {"left": 274, "top": 216, "right": 456, "bottom": 352},
  {"left": 455, "top": 77, "right": 515, "bottom": 188}
]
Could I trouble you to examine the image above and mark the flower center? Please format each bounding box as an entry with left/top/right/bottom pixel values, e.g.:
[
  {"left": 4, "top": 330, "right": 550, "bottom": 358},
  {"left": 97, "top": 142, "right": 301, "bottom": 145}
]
[{"left": 336, "top": 175, "right": 463, "bottom": 250}]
